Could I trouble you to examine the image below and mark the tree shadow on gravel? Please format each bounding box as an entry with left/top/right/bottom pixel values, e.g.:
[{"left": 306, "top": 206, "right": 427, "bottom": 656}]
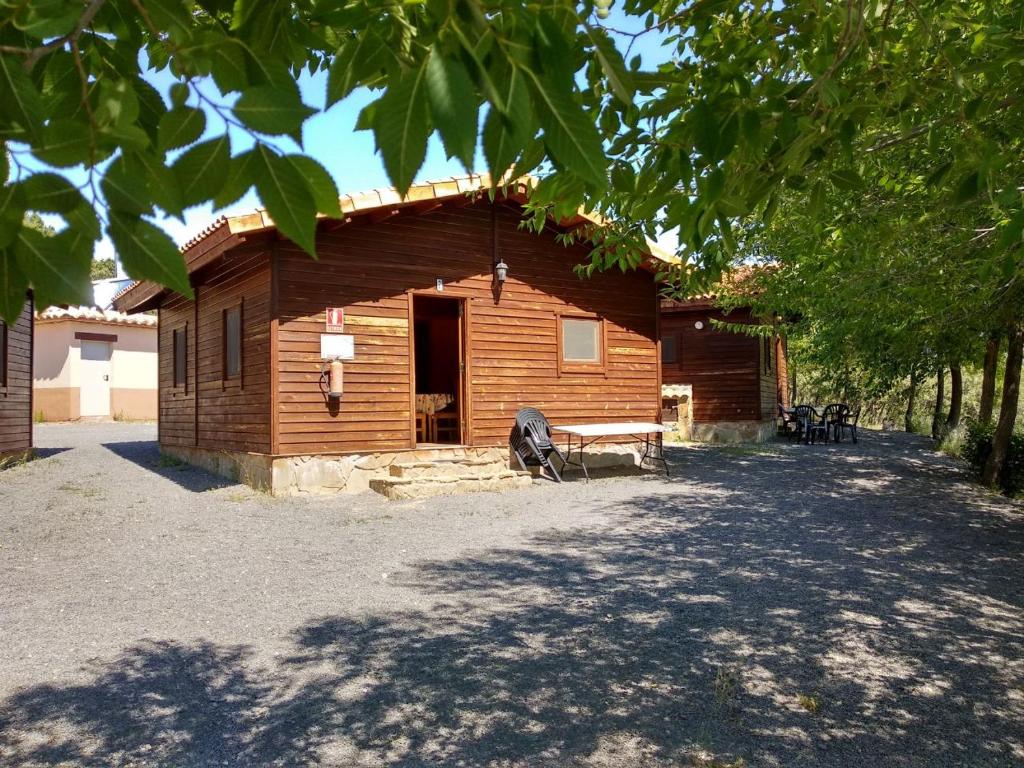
[
  {"left": 2, "top": 431, "right": 1022, "bottom": 766},
  {"left": 101, "top": 440, "right": 234, "bottom": 492}
]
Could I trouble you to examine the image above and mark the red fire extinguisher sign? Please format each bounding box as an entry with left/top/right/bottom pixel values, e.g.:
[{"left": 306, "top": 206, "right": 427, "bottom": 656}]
[{"left": 325, "top": 308, "right": 344, "bottom": 333}]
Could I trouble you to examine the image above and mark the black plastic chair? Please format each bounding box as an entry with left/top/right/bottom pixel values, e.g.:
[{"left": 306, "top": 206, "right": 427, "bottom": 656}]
[
  {"left": 510, "top": 407, "right": 566, "bottom": 482},
  {"left": 822, "top": 404, "right": 848, "bottom": 443},
  {"left": 834, "top": 407, "right": 861, "bottom": 443},
  {"left": 794, "top": 404, "right": 828, "bottom": 444}
]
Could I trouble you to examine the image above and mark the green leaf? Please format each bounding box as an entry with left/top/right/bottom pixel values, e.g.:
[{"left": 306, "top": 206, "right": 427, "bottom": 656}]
[
  {"left": 692, "top": 101, "right": 718, "bottom": 162},
  {"left": 64, "top": 203, "right": 102, "bottom": 241},
  {"left": 211, "top": 43, "right": 248, "bottom": 94},
  {"left": 483, "top": 106, "right": 520, "bottom": 181},
  {"left": 0, "top": 247, "right": 29, "bottom": 324},
  {"left": 284, "top": 156, "right": 341, "bottom": 218},
  {"left": 158, "top": 107, "right": 206, "bottom": 152},
  {"left": 15, "top": 226, "right": 92, "bottom": 308},
  {"left": 252, "top": 145, "right": 317, "bottom": 256},
  {"left": 0, "top": 148, "right": 7, "bottom": 184},
  {"left": 95, "top": 79, "right": 140, "bottom": 128},
  {"left": 425, "top": 47, "right": 478, "bottom": 170},
  {"left": 953, "top": 170, "right": 979, "bottom": 202},
  {"left": 108, "top": 213, "right": 193, "bottom": 298},
  {"left": 585, "top": 26, "right": 633, "bottom": 104},
  {"left": 20, "top": 173, "right": 85, "bottom": 213},
  {"left": 372, "top": 63, "right": 431, "bottom": 195},
  {"left": 170, "top": 83, "right": 190, "bottom": 109},
  {"left": 829, "top": 168, "right": 863, "bottom": 190},
  {"left": 740, "top": 110, "right": 761, "bottom": 147},
  {"left": 102, "top": 157, "right": 154, "bottom": 217},
  {"left": 34, "top": 118, "right": 92, "bottom": 167},
  {"left": 0, "top": 55, "right": 43, "bottom": 138},
  {"left": 0, "top": 185, "right": 27, "bottom": 249},
  {"left": 130, "top": 151, "right": 184, "bottom": 218},
  {"left": 13, "top": 2, "right": 79, "bottom": 40},
  {"left": 171, "top": 136, "right": 231, "bottom": 209},
  {"left": 925, "top": 160, "right": 953, "bottom": 188},
  {"left": 521, "top": 67, "right": 606, "bottom": 189},
  {"left": 233, "top": 85, "right": 315, "bottom": 144},
  {"left": 213, "top": 150, "right": 256, "bottom": 209},
  {"left": 327, "top": 31, "right": 391, "bottom": 107}
]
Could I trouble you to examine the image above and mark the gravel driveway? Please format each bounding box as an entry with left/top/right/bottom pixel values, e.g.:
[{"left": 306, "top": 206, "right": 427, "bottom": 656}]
[{"left": 1, "top": 423, "right": 1022, "bottom": 767}]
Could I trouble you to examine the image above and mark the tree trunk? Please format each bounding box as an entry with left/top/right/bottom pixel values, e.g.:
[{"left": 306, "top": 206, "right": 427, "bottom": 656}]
[
  {"left": 979, "top": 333, "right": 1000, "bottom": 424},
  {"left": 931, "top": 365, "right": 945, "bottom": 440},
  {"left": 945, "top": 361, "right": 962, "bottom": 431},
  {"left": 982, "top": 323, "right": 1023, "bottom": 487},
  {"left": 905, "top": 369, "right": 918, "bottom": 433}
]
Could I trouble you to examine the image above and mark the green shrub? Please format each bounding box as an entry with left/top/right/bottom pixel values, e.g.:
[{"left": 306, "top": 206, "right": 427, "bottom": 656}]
[{"left": 962, "top": 419, "right": 1024, "bottom": 496}]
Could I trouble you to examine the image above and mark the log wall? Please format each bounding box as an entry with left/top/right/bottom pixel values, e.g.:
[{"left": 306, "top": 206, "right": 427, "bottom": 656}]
[
  {"left": 0, "top": 298, "right": 32, "bottom": 456},
  {"left": 273, "top": 201, "right": 660, "bottom": 455}
]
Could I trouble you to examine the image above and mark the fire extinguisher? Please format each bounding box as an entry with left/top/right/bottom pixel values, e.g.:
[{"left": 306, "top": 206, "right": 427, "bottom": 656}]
[{"left": 319, "top": 359, "right": 343, "bottom": 403}]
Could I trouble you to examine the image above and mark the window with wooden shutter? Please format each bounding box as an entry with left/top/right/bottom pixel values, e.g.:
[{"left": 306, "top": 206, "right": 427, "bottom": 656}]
[
  {"left": 0, "top": 320, "right": 7, "bottom": 388},
  {"left": 661, "top": 334, "right": 678, "bottom": 365},
  {"left": 173, "top": 326, "right": 187, "bottom": 389},
  {"left": 224, "top": 305, "right": 242, "bottom": 380}
]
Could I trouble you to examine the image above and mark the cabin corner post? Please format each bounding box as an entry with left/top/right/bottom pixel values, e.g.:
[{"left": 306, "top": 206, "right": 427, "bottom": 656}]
[
  {"left": 269, "top": 241, "right": 280, "bottom": 456},
  {"left": 28, "top": 291, "right": 34, "bottom": 450},
  {"left": 407, "top": 290, "right": 416, "bottom": 448},
  {"left": 654, "top": 284, "right": 662, "bottom": 424},
  {"left": 193, "top": 284, "right": 199, "bottom": 447}
]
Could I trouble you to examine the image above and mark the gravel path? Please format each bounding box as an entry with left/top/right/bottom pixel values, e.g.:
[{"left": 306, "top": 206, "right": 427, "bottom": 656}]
[{"left": 0, "top": 423, "right": 1022, "bottom": 767}]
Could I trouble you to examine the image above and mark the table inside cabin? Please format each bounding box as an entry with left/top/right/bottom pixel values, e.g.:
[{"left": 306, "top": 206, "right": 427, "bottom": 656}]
[{"left": 551, "top": 422, "right": 669, "bottom": 480}]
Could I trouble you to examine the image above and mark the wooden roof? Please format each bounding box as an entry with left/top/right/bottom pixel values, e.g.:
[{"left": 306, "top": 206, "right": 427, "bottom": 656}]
[{"left": 114, "top": 174, "right": 670, "bottom": 313}]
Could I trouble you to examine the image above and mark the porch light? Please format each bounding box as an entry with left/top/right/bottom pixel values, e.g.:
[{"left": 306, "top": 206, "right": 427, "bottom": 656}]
[{"left": 494, "top": 258, "right": 509, "bottom": 283}]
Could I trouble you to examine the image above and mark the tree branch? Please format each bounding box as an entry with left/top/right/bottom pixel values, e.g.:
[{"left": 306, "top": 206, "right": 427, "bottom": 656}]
[{"left": 21, "top": 0, "right": 107, "bottom": 70}]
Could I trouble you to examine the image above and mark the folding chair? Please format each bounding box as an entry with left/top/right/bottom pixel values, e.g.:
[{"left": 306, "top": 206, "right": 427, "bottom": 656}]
[{"left": 509, "top": 407, "right": 566, "bottom": 482}]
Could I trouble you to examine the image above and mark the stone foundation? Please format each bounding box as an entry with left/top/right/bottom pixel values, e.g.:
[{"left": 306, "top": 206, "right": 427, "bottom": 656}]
[
  {"left": 162, "top": 441, "right": 651, "bottom": 496},
  {"left": 689, "top": 420, "right": 776, "bottom": 444}
]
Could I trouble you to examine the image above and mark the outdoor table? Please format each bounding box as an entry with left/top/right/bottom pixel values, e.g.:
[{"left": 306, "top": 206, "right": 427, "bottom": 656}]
[{"left": 551, "top": 422, "right": 669, "bottom": 481}]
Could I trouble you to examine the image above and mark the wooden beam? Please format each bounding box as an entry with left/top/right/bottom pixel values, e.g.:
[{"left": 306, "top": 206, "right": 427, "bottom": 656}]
[
  {"left": 369, "top": 208, "right": 400, "bottom": 224},
  {"left": 322, "top": 216, "right": 352, "bottom": 232},
  {"left": 410, "top": 200, "right": 443, "bottom": 216}
]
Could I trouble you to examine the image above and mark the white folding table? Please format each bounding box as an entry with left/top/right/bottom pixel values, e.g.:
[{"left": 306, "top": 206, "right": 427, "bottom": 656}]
[{"left": 550, "top": 422, "right": 669, "bottom": 480}]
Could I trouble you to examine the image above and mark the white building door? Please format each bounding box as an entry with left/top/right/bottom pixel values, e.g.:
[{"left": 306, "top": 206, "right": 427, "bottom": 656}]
[{"left": 80, "top": 340, "right": 112, "bottom": 417}]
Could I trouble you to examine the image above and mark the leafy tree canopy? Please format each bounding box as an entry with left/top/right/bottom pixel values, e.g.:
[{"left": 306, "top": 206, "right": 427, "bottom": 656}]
[
  {"left": 1, "top": 0, "right": 1022, "bottom": 322},
  {"left": 90, "top": 256, "right": 115, "bottom": 279}
]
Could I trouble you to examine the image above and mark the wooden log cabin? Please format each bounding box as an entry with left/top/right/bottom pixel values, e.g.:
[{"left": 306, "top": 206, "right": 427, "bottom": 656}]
[
  {"left": 113, "top": 175, "right": 662, "bottom": 496},
  {"left": 661, "top": 297, "right": 789, "bottom": 442},
  {"left": 0, "top": 296, "right": 33, "bottom": 464}
]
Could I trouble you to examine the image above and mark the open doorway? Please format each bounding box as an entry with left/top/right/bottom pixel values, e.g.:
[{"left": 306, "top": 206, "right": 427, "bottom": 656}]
[{"left": 412, "top": 295, "right": 465, "bottom": 446}]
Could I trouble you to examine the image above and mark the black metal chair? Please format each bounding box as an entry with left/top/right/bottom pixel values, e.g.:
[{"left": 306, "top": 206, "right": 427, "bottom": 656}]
[
  {"left": 510, "top": 407, "right": 566, "bottom": 482},
  {"left": 834, "top": 407, "right": 861, "bottom": 443}
]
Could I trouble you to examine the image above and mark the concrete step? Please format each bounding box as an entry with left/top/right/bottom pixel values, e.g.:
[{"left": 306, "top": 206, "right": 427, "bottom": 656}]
[
  {"left": 389, "top": 457, "right": 509, "bottom": 480},
  {"left": 370, "top": 470, "right": 534, "bottom": 500}
]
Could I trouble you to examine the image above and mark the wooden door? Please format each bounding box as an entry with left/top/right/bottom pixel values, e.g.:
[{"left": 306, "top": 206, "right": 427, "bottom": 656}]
[{"left": 80, "top": 340, "right": 112, "bottom": 417}]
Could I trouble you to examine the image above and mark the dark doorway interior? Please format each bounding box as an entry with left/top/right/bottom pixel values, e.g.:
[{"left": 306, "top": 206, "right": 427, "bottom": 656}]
[{"left": 412, "top": 295, "right": 463, "bottom": 445}]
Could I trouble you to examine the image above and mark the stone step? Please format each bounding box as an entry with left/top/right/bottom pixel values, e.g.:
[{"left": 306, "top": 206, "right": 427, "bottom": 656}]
[
  {"left": 389, "top": 457, "right": 509, "bottom": 479},
  {"left": 370, "top": 470, "right": 534, "bottom": 500}
]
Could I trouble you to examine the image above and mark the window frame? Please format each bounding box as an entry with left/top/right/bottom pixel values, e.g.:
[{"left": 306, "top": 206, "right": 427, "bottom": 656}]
[
  {"left": 172, "top": 325, "right": 187, "bottom": 392},
  {"left": 556, "top": 313, "right": 606, "bottom": 375},
  {"left": 661, "top": 332, "right": 678, "bottom": 366},
  {"left": 0, "top": 319, "right": 8, "bottom": 391},
  {"left": 222, "top": 302, "right": 243, "bottom": 384},
  {"left": 763, "top": 335, "right": 772, "bottom": 374}
]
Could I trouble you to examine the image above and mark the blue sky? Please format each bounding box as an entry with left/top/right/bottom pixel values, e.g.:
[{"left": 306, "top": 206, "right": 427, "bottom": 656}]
[{"left": 33, "top": 9, "right": 673, "bottom": 272}]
